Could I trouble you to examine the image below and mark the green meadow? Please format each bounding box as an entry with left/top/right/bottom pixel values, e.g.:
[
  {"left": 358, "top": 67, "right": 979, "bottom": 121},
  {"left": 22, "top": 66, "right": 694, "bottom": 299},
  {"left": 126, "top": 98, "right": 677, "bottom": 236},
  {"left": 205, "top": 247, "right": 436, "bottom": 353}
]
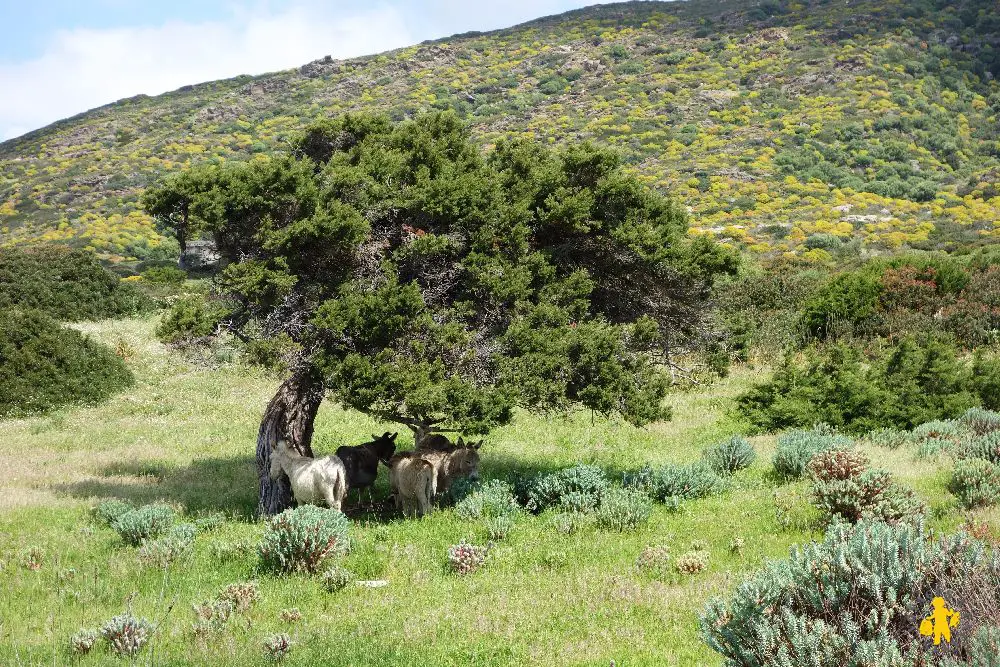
[{"left": 0, "top": 315, "right": 991, "bottom": 666}]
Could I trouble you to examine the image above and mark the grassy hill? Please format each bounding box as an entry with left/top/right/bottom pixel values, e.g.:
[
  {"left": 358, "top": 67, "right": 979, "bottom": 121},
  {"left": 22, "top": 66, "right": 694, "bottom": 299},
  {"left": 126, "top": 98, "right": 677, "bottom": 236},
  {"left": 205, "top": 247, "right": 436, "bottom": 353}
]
[{"left": 1, "top": 0, "right": 999, "bottom": 266}]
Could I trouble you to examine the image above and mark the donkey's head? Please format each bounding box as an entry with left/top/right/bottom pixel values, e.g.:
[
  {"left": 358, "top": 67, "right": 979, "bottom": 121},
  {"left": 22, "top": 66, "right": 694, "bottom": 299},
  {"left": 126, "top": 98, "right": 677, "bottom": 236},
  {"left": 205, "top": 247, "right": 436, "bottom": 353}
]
[
  {"left": 449, "top": 438, "right": 483, "bottom": 481},
  {"left": 269, "top": 439, "right": 290, "bottom": 481},
  {"left": 368, "top": 432, "right": 398, "bottom": 463}
]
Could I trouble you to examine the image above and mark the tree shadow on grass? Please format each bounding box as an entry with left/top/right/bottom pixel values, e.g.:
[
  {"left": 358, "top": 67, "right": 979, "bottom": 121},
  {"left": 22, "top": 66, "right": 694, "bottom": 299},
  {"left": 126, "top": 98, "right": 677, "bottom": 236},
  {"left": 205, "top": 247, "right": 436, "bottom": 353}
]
[
  {"left": 52, "top": 451, "right": 644, "bottom": 522},
  {"left": 53, "top": 456, "right": 258, "bottom": 517}
]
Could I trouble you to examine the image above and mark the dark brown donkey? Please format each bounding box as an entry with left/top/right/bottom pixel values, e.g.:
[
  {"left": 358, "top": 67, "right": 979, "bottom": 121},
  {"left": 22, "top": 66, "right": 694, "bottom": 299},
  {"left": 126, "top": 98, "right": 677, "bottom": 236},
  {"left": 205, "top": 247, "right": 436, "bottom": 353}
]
[{"left": 337, "top": 432, "right": 398, "bottom": 507}]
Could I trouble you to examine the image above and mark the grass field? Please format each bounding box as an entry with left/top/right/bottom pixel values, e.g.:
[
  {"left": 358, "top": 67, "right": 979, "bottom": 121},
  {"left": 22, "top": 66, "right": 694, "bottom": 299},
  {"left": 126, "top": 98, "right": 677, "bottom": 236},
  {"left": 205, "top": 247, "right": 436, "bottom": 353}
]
[{"left": 0, "top": 316, "right": 994, "bottom": 666}]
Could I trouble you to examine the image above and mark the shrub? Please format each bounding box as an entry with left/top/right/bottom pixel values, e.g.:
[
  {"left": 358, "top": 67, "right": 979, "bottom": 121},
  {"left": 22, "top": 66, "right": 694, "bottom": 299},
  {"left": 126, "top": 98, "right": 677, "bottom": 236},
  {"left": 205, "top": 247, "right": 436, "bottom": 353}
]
[
  {"left": 100, "top": 613, "right": 152, "bottom": 657},
  {"left": 548, "top": 511, "right": 591, "bottom": 535},
  {"left": 483, "top": 514, "right": 515, "bottom": 540},
  {"left": 959, "top": 407, "right": 1000, "bottom": 436},
  {"left": 910, "top": 419, "right": 963, "bottom": 458},
  {"left": 280, "top": 608, "right": 302, "bottom": 623},
  {"left": 156, "top": 294, "right": 226, "bottom": 344},
  {"left": 808, "top": 451, "right": 924, "bottom": 524},
  {"left": 675, "top": 550, "right": 709, "bottom": 574},
  {"left": 140, "top": 266, "right": 186, "bottom": 285},
  {"left": 703, "top": 436, "right": 756, "bottom": 474},
  {"left": 447, "top": 539, "right": 490, "bottom": 575},
  {"left": 322, "top": 565, "right": 354, "bottom": 593},
  {"left": 137, "top": 523, "right": 196, "bottom": 567},
  {"left": 595, "top": 487, "right": 652, "bottom": 532},
  {"left": 701, "top": 521, "right": 1000, "bottom": 667},
  {"left": 635, "top": 545, "right": 671, "bottom": 577},
  {"left": 772, "top": 426, "right": 853, "bottom": 480},
  {"left": 191, "top": 599, "right": 235, "bottom": 635},
  {"left": 263, "top": 633, "right": 292, "bottom": 662},
  {"left": 958, "top": 431, "right": 1000, "bottom": 464},
  {"left": 193, "top": 511, "right": 226, "bottom": 532},
  {"left": 112, "top": 504, "right": 176, "bottom": 546},
  {"left": 950, "top": 459, "right": 1000, "bottom": 508},
  {"left": 638, "top": 462, "right": 724, "bottom": 502},
  {"left": 258, "top": 505, "right": 349, "bottom": 574},
  {"left": 525, "top": 464, "right": 609, "bottom": 513},
  {"left": 455, "top": 480, "right": 519, "bottom": 520},
  {"left": 866, "top": 427, "right": 909, "bottom": 449},
  {"left": 0, "top": 245, "right": 150, "bottom": 321},
  {"left": 69, "top": 628, "right": 98, "bottom": 654},
  {"left": 218, "top": 581, "right": 261, "bottom": 613},
  {"left": 740, "top": 337, "right": 993, "bottom": 434},
  {"left": 92, "top": 499, "right": 134, "bottom": 526},
  {"left": 0, "top": 309, "right": 134, "bottom": 418}
]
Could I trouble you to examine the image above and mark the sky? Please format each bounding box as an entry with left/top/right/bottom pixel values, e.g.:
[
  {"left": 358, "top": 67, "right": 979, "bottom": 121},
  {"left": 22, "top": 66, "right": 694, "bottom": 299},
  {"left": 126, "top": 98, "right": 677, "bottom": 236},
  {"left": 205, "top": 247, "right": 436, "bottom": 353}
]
[{"left": 0, "top": 0, "right": 599, "bottom": 142}]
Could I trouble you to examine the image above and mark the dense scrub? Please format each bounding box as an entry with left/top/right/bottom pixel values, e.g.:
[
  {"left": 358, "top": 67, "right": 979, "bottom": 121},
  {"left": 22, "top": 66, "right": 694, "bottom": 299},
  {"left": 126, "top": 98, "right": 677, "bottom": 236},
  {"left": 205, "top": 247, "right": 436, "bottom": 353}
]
[
  {"left": 0, "top": 309, "right": 134, "bottom": 417},
  {"left": 738, "top": 335, "right": 1000, "bottom": 434},
  {"left": 0, "top": 246, "right": 150, "bottom": 320}
]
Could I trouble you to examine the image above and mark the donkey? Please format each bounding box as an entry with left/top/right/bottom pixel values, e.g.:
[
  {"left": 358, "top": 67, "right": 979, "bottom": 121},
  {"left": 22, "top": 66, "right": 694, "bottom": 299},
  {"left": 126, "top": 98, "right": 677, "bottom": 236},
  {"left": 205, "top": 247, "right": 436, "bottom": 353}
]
[
  {"left": 269, "top": 440, "right": 348, "bottom": 512},
  {"left": 336, "top": 432, "right": 398, "bottom": 507},
  {"left": 416, "top": 432, "right": 456, "bottom": 452},
  {"left": 384, "top": 452, "right": 434, "bottom": 517},
  {"left": 419, "top": 437, "right": 482, "bottom": 497}
]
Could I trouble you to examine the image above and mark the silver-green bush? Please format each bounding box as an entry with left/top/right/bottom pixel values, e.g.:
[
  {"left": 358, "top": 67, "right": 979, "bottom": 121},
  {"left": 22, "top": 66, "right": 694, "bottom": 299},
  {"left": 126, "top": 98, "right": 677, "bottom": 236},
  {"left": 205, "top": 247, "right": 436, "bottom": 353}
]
[
  {"left": 772, "top": 425, "right": 852, "bottom": 480},
  {"left": 595, "top": 487, "right": 652, "bottom": 531},
  {"left": 112, "top": 504, "right": 176, "bottom": 546},
  {"left": 703, "top": 435, "right": 757, "bottom": 475},
  {"left": 258, "top": 505, "right": 349, "bottom": 574}
]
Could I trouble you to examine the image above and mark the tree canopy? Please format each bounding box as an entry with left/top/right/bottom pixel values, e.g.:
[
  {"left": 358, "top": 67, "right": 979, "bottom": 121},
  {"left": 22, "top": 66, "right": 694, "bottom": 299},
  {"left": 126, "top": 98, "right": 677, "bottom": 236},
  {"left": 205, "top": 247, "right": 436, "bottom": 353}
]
[{"left": 147, "top": 111, "right": 736, "bottom": 436}]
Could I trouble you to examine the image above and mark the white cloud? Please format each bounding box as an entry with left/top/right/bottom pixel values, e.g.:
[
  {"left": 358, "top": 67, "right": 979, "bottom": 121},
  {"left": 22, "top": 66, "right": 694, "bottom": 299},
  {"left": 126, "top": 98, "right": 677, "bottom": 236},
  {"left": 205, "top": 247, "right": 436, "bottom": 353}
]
[{"left": 0, "top": 5, "right": 414, "bottom": 141}]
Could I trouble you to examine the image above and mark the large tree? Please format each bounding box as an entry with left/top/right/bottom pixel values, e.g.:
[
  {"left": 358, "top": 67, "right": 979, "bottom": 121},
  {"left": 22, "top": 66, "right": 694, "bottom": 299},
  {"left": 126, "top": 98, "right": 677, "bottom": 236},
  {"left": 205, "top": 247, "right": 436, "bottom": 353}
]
[{"left": 147, "top": 112, "right": 737, "bottom": 516}]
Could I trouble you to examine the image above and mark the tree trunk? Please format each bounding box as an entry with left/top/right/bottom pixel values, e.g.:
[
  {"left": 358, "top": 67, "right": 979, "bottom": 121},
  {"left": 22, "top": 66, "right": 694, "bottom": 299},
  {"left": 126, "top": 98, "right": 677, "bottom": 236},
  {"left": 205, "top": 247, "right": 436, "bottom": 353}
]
[{"left": 255, "top": 369, "right": 325, "bottom": 517}]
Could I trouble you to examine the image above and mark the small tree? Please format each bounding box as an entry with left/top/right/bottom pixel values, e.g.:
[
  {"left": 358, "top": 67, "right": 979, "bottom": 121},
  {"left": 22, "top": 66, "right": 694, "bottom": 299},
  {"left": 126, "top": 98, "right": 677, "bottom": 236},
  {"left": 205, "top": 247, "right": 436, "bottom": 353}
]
[
  {"left": 145, "top": 112, "right": 736, "bottom": 515},
  {"left": 141, "top": 168, "right": 212, "bottom": 269}
]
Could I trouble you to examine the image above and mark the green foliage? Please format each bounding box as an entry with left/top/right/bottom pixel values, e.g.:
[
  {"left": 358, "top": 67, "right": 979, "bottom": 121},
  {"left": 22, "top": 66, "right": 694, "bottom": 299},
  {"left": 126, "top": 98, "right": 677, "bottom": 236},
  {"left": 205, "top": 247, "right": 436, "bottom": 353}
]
[
  {"left": 950, "top": 458, "right": 1000, "bottom": 508},
  {"left": 740, "top": 336, "right": 995, "bottom": 434},
  {"left": 595, "top": 486, "right": 652, "bottom": 532},
  {"left": 258, "top": 505, "right": 349, "bottom": 574},
  {"left": 155, "top": 112, "right": 728, "bottom": 434},
  {"left": 701, "top": 520, "right": 1000, "bottom": 667},
  {"left": 525, "top": 464, "right": 609, "bottom": 513},
  {"left": 772, "top": 426, "right": 853, "bottom": 480},
  {"left": 800, "top": 269, "right": 882, "bottom": 341},
  {"left": 0, "top": 246, "right": 150, "bottom": 320},
  {"left": 112, "top": 503, "right": 176, "bottom": 546},
  {"left": 140, "top": 265, "right": 186, "bottom": 284},
  {"left": 155, "top": 294, "right": 227, "bottom": 344},
  {"left": 0, "top": 309, "right": 134, "bottom": 417},
  {"left": 702, "top": 435, "right": 756, "bottom": 474}
]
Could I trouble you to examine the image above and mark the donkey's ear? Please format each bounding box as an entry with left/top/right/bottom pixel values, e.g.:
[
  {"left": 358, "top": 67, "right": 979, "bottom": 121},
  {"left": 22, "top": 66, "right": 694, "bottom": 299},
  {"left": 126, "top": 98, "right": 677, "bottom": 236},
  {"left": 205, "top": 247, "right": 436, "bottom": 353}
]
[
  {"left": 457, "top": 436, "right": 465, "bottom": 446},
  {"left": 389, "top": 432, "right": 398, "bottom": 441},
  {"left": 474, "top": 439, "right": 483, "bottom": 450},
  {"left": 372, "top": 433, "right": 380, "bottom": 440}
]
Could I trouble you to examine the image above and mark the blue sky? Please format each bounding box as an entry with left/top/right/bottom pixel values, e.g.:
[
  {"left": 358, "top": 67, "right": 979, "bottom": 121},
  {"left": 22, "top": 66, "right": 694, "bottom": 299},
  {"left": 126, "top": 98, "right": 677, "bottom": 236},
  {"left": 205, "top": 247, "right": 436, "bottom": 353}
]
[{"left": 0, "top": 0, "right": 599, "bottom": 141}]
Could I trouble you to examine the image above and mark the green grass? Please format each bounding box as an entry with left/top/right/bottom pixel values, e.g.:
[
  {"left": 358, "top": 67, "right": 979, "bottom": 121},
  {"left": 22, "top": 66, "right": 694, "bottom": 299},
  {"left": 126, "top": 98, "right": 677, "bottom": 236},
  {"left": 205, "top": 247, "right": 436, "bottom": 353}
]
[{"left": 0, "top": 315, "right": 993, "bottom": 666}]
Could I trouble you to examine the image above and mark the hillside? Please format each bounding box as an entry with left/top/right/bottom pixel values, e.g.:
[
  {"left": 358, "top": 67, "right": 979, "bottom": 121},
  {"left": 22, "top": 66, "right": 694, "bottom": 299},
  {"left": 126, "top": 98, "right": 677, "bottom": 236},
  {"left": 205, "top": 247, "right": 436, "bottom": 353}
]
[{"left": 1, "top": 0, "right": 999, "bottom": 265}]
